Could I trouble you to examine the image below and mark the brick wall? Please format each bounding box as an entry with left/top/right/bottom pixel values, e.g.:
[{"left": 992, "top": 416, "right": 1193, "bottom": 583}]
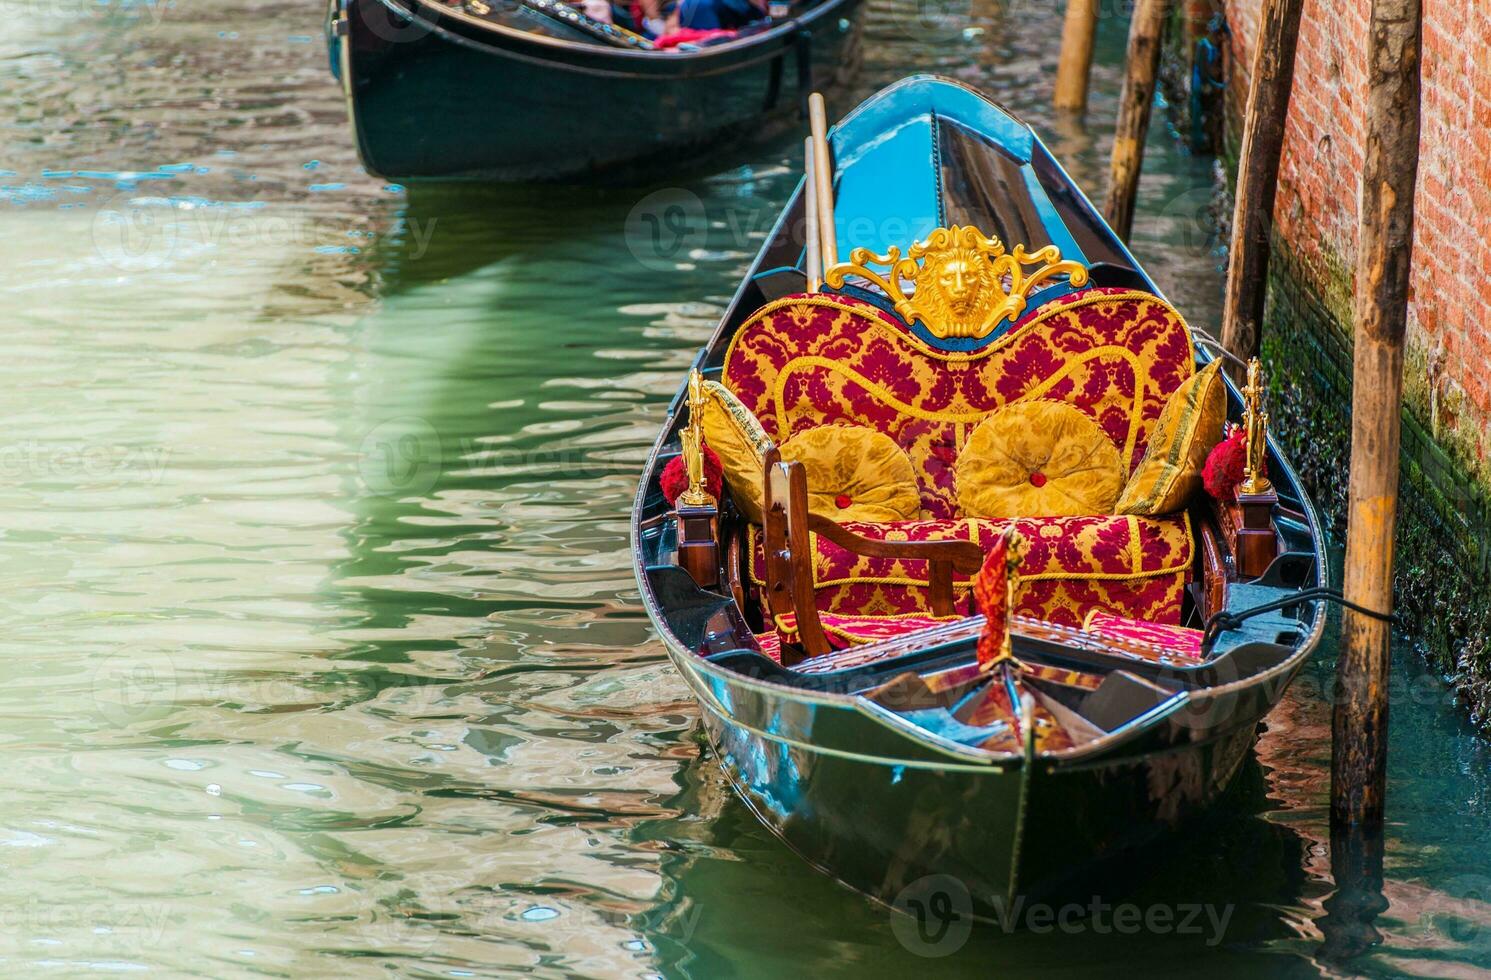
[
  {"left": 1215, "top": 0, "right": 1491, "bottom": 726},
  {"left": 1223, "top": 0, "right": 1491, "bottom": 478}
]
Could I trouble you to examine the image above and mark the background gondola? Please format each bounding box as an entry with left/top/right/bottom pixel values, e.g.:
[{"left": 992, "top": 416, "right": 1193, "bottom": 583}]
[{"left": 327, "top": 0, "right": 866, "bottom": 182}]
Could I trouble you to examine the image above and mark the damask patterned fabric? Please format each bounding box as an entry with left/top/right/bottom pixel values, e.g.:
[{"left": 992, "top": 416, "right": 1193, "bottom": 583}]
[
  {"left": 766, "top": 611, "right": 960, "bottom": 654},
  {"left": 753, "top": 630, "right": 782, "bottom": 662},
  {"left": 725, "top": 284, "right": 1202, "bottom": 641},
  {"left": 748, "top": 513, "right": 1192, "bottom": 627},
  {"left": 1116, "top": 359, "right": 1227, "bottom": 516},
  {"left": 956, "top": 400, "right": 1125, "bottom": 519},
  {"left": 722, "top": 286, "right": 1197, "bottom": 519},
  {"left": 1082, "top": 610, "right": 1204, "bottom": 661}
]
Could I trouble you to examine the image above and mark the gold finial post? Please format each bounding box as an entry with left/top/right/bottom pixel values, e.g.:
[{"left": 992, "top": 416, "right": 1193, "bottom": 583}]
[
  {"left": 679, "top": 370, "right": 712, "bottom": 507},
  {"left": 1240, "top": 357, "right": 1273, "bottom": 496}
]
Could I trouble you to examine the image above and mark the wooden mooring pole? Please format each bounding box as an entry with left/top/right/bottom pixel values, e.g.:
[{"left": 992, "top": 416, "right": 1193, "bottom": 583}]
[
  {"left": 1053, "top": 0, "right": 1100, "bottom": 112},
  {"left": 1103, "top": 0, "right": 1170, "bottom": 241},
  {"left": 1331, "top": 0, "right": 1423, "bottom": 830},
  {"left": 1218, "top": 0, "right": 1306, "bottom": 366}
]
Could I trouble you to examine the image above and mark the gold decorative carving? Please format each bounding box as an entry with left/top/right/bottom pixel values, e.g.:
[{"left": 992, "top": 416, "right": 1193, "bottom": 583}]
[
  {"left": 823, "top": 225, "right": 1090, "bottom": 340},
  {"left": 1240, "top": 357, "right": 1273, "bottom": 496},
  {"left": 679, "top": 370, "right": 712, "bottom": 507}
]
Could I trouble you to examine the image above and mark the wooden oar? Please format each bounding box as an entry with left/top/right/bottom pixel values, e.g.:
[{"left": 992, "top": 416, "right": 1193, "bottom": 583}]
[
  {"left": 803, "top": 137, "right": 822, "bottom": 292},
  {"left": 807, "top": 92, "right": 837, "bottom": 269}
]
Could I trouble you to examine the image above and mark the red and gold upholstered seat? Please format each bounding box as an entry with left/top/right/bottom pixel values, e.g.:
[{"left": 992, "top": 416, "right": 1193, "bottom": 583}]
[
  {"left": 1082, "top": 609, "right": 1204, "bottom": 661},
  {"left": 722, "top": 286, "right": 1196, "bottom": 519},
  {"left": 749, "top": 512, "right": 1192, "bottom": 626},
  {"left": 723, "top": 283, "right": 1200, "bottom": 633},
  {"left": 755, "top": 612, "right": 961, "bottom": 661}
]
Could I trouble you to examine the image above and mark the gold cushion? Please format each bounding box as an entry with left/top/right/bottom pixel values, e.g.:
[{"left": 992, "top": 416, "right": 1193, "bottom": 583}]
[
  {"left": 779, "top": 425, "right": 923, "bottom": 523},
  {"left": 1116, "top": 359, "right": 1226, "bottom": 516},
  {"left": 698, "top": 379, "right": 774, "bottom": 523},
  {"left": 956, "top": 401, "right": 1125, "bottom": 519}
]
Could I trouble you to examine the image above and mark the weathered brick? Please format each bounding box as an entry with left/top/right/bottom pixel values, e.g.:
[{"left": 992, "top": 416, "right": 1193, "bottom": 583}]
[{"left": 1219, "top": 0, "right": 1491, "bottom": 730}]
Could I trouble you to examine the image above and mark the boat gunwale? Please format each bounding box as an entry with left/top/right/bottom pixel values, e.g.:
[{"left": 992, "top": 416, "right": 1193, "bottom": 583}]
[
  {"left": 674, "top": 639, "right": 1236, "bottom": 771},
  {"left": 628, "top": 74, "right": 1331, "bottom": 772}
]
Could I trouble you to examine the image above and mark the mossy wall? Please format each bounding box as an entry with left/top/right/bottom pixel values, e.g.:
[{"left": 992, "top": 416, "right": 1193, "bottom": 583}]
[
  {"left": 1259, "top": 244, "right": 1491, "bottom": 733},
  {"left": 1149, "top": 0, "right": 1491, "bottom": 731}
]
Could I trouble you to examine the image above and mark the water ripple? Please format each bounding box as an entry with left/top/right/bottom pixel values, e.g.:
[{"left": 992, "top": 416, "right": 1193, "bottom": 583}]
[{"left": 6, "top": 0, "right": 1491, "bottom": 976}]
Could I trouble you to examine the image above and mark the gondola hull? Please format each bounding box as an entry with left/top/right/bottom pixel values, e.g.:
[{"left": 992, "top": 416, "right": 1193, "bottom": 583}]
[
  {"left": 680, "top": 647, "right": 1291, "bottom": 912},
  {"left": 331, "top": 0, "right": 865, "bottom": 182},
  {"left": 631, "top": 75, "right": 1328, "bottom": 916}
]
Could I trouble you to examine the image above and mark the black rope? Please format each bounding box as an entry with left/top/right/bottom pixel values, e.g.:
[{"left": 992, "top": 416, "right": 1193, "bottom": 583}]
[{"left": 1200, "top": 587, "right": 1401, "bottom": 654}]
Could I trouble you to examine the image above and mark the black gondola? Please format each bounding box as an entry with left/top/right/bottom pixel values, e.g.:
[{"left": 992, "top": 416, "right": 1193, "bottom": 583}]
[
  {"left": 631, "top": 77, "right": 1329, "bottom": 915},
  {"left": 325, "top": 0, "right": 865, "bottom": 182}
]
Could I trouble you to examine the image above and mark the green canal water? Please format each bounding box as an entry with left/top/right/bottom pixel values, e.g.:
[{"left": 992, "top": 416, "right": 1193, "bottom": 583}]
[{"left": 3, "top": 0, "right": 1491, "bottom": 976}]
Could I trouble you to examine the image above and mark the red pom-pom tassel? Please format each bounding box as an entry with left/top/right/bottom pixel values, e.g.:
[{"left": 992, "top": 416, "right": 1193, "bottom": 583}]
[
  {"left": 659, "top": 445, "right": 724, "bottom": 506},
  {"left": 1203, "top": 424, "right": 1261, "bottom": 501}
]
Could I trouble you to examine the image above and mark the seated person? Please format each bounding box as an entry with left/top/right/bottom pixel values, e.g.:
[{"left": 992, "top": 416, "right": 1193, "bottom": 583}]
[
  {"left": 576, "top": 0, "right": 766, "bottom": 40},
  {"left": 674, "top": 0, "right": 767, "bottom": 30}
]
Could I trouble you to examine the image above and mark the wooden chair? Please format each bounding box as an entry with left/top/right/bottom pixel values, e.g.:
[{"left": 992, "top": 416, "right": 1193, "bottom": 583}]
[{"left": 760, "top": 448, "right": 986, "bottom": 665}]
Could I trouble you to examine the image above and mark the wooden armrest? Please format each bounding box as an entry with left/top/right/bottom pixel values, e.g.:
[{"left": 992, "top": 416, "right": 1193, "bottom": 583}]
[
  {"left": 761, "top": 453, "right": 986, "bottom": 663},
  {"left": 804, "top": 513, "right": 985, "bottom": 618},
  {"left": 803, "top": 514, "right": 986, "bottom": 571}
]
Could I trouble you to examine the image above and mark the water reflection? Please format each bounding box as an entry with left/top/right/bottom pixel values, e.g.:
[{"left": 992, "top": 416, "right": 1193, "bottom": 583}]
[
  {"left": 4, "top": 0, "right": 1491, "bottom": 975},
  {"left": 1319, "top": 822, "right": 1389, "bottom": 963}
]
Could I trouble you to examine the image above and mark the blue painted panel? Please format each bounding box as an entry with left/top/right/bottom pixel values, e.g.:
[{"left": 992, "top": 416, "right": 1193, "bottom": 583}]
[
  {"left": 833, "top": 74, "right": 1033, "bottom": 165},
  {"left": 831, "top": 114, "right": 940, "bottom": 261},
  {"left": 827, "top": 75, "right": 1037, "bottom": 263}
]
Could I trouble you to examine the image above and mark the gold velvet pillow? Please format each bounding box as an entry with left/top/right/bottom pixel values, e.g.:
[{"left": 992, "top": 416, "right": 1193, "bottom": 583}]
[
  {"left": 779, "top": 425, "right": 923, "bottom": 523},
  {"left": 1116, "top": 359, "right": 1226, "bottom": 516},
  {"left": 697, "top": 380, "right": 775, "bottom": 523},
  {"left": 956, "top": 401, "right": 1125, "bottom": 519}
]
